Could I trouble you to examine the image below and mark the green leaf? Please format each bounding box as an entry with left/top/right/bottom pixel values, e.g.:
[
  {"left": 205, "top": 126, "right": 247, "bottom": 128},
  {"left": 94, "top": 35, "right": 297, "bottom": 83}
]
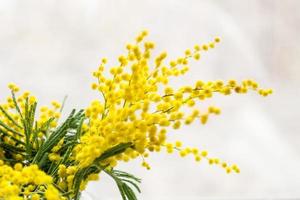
[
  {"left": 0, "top": 140, "right": 25, "bottom": 154},
  {"left": 11, "top": 91, "right": 24, "bottom": 120},
  {"left": 0, "top": 105, "right": 22, "bottom": 129},
  {"left": 76, "top": 117, "right": 85, "bottom": 140},
  {"left": 94, "top": 142, "right": 133, "bottom": 163},
  {"left": 32, "top": 109, "right": 84, "bottom": 165},
  {"left": 73, "top": 165, "right": 100, "bottom": 200},
  {"left": 0, "top": 128, "right": 25, "bottom": 145},
  {"left": 121, "top": 179, "right": 141, "bottom": 193},
  {"left": 104, "top": 169, "right": 141, "bottom": 200},
  {"left": 123, "top": 184, "right": 138, "bottom": 200},
  {"left": 113, "top": 170, "right": 141, "bottom": 183},
  {"left": 23, "top": 98, "right": 36, "bottom": 157},
  {"left": 49, "top": 147, "right": 73, "bottom": 177},
  {"left": 37, "top": 152, "right": 49, "bottom": 168},
  {"left": 0, "top": 120, "right": 23, "bottom": 137}
]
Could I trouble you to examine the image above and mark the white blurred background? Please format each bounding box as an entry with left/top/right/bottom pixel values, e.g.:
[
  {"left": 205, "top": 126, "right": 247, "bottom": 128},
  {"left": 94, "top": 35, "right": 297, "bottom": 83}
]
[{"left": 0, "top": 0, "right": 299, "bottom": 199}]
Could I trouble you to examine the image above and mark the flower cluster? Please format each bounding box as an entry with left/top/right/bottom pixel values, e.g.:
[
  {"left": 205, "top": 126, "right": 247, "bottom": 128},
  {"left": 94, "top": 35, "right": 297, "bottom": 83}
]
[
  {"left": 0, "top": 162, "right": 61, "bottom": 200},
  {"left": 75, "top": 30, "right": 271, "bottom": 174},
  {"left": 0, "top": 30, "right": 272, "bottom": 200}
]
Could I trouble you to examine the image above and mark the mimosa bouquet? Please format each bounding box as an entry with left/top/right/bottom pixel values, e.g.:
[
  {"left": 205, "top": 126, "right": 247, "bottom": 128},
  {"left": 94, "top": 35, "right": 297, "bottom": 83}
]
[{"left": 0, "top": 31, "right": 272, "bottom": 200}]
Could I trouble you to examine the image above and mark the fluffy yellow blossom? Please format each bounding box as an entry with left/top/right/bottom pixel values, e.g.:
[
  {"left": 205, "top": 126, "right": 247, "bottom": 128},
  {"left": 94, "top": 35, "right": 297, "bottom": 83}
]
[
  {"left": 75, "top": 30, "right": 271, "bottom": 177},
  {"left": 0, "top": 30, "right": 271, "bottom": 199},
  {"left": 0, "top": 163, "right": 61, "bottom": 199},
  {"left": 45, "top": 185, "right": 61, "bottom": 200}
]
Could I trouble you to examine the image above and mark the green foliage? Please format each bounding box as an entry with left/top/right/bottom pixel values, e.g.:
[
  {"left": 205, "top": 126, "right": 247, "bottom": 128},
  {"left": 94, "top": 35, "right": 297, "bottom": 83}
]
[
  {"left": 105, "top": 169, "right": 141, "bottom": 200},
  {"left": 33, "top": 109, "right": 85, "bottom": 166}
]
